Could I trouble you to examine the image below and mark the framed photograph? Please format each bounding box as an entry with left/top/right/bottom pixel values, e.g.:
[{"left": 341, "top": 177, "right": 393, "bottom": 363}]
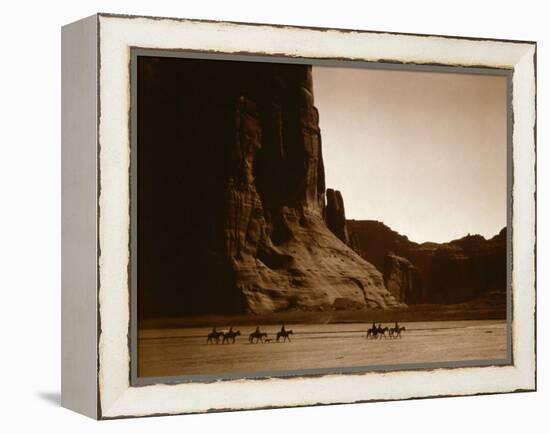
[{"left": 61, "top": 13, "right": 536, "bottom": 419}]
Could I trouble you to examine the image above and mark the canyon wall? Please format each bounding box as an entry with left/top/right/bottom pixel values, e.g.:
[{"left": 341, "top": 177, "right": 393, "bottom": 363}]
[
  {"left": 138, "top": 57, "right": 399, "bottom": 318},
  {"left": 346, "top": 220, "right": 507, "bottom": 304}
]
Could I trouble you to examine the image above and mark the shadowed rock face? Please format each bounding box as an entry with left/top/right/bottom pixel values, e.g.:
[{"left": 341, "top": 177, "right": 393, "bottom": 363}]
[
  {"left": 346, "top": 220, "right": 507, "bottom": 304},
  {"left": 383, "top": 253, "right": 423, "bottom": 302},
  {"left": 325, "top": 189, "right": 350, "bottom": 244},
  {"left": 138, "top": 57, "right": 399, "bottom": 318}
]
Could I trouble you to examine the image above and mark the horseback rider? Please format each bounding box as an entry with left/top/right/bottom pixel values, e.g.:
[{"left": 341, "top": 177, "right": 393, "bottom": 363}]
[
  {"left": 255, "top": 326, "right": 260, "bottom": 334},
  {"left": 281, "top": 324, "right": 286, "bottom": 333},
  {"left": 207, "top": 326, "right": 221, "bottom": 344}
]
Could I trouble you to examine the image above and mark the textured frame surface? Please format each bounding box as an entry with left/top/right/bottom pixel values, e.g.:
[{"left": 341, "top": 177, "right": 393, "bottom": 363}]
[
  {"left": 61, "top": 14, "right": 99, "bottom": 419},
  {"left": 94, "top": 14, "right": 535, "bottom": 419}
]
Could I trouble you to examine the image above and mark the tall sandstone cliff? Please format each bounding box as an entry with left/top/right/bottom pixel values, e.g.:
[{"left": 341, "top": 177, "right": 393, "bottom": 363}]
[{"left": 138, "top": 57, "right": 399, "bottom": 318}]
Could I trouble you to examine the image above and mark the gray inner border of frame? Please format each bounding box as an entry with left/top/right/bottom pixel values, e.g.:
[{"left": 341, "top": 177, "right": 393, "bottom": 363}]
[{"left": 129, "top": 48, "right": 513, "bottom": 387}]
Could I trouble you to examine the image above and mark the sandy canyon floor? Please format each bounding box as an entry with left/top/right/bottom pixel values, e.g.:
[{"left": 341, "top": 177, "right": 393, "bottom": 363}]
[{"left": 138, "top": 320, "right": 508, "bottom": 378}]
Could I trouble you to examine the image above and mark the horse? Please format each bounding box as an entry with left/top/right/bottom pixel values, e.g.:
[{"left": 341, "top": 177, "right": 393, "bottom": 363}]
[
  {"left": 366, "top": 326, "right": 378, "bottom": 339},
  {"left": 206, "top": 329, "right": 224, "bottom": 344},
  {"left": 276, "top": 329, "right": 293, "bottom": 342},
  {"left": 376, "top": 325, "right": 390, "bottom": 339},
  {"left": 249, "top": 331, "right": 268, "bottom": 344},
  {"left": 390, "top": 326, "right": 406, "bottom": 338},
  {"left": 222, "top": 330, "right": 241, "bottom": 344}
]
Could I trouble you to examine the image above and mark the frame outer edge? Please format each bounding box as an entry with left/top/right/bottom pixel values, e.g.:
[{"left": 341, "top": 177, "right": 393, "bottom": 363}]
[{"left": 61, "top": 13, "right": 100, "bottom": 419}]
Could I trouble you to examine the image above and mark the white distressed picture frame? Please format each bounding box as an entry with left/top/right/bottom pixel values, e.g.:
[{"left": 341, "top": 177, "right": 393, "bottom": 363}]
[{"left": 61, "top": 13, "right": 536, "bottom": 419}]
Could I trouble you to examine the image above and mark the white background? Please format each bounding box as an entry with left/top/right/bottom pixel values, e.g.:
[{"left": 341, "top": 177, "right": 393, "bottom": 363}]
[{"left": 0, "top": 0, "right": 546, "bottom": 432}]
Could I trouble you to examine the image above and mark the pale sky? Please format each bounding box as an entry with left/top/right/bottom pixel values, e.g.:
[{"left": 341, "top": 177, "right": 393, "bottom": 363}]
[{"left": 312, "top": 67, "right": 507, "bottom": 244}]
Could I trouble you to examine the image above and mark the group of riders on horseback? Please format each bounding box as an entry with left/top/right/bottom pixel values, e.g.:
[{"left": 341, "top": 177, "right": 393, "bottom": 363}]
[
  {"left": 207, "top": 322, "right": 406, "bottom": 344},
  {"left": 366, "top": 322, "right": 406, "bottom": 339},
  {"left": 207, "top": 325, "right": 293, "bottom": 344},
  {"left": 206, "top": 327, "right": 241, "bottom": 344},
  {"left": 250, "top": 325, "right": 293, "bottom": 343}
]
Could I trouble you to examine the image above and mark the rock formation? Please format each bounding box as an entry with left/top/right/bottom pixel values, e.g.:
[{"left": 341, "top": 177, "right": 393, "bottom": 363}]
[
  {"left": 346, "top": 220, "right": 507, "bottom": 304},
  {"left": 427, "top": 230, "right": 507, "bottom": 303},
  {"left": 383, "top": 253, "right": 423, "bottom": 303},
  {"left": 138, "top": 57, "right": 399, "bottom": 318},
  {"left": 325, "top": 189, "right": 349, "bottom": 244}
]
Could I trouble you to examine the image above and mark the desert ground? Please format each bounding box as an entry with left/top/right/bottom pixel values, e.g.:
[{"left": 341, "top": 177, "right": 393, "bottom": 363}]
[{"left": 138, "top": 319, "right": 508, "bottom": 378}]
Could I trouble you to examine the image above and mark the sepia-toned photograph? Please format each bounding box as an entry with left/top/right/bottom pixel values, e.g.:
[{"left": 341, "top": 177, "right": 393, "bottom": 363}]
[{"left": 134, "top": 54, "right": 510, "bottom": 381}]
